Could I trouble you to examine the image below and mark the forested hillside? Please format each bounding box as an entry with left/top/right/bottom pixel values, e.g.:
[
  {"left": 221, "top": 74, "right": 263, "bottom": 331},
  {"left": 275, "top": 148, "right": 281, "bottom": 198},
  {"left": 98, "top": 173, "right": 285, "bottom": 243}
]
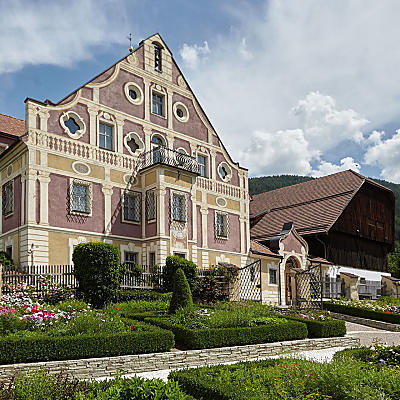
[{"left": 249, "top": 175, "right": 400, "bottom": 244}]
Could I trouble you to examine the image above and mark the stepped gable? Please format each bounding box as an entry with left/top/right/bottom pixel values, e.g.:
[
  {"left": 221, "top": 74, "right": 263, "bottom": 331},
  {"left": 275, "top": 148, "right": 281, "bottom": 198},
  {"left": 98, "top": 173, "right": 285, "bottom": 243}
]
[
  {"left": 0, "top": 113, "right": 25, "bottom": 136},
  {"left": 250, "top": 169, "right": 391, "bottom": 240}
]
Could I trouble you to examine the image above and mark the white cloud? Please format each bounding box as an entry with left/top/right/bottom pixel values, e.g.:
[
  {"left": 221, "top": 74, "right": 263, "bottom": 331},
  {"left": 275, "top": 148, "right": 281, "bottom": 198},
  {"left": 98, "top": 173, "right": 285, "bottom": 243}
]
[
  {"left": 179, "top": 0, "right": 400, "bottom": 181},
  {"left": 0, "top": 0, "right": 128, "bottom": 74},
  {"left": 364, "top": 130, "right": 400, "bottom": 183},
  {"left": 179, "top": 41, "right": 210, "bottom": 69},
  {"left": 311, "top": 157, "right": 361, "bottom": 178}
]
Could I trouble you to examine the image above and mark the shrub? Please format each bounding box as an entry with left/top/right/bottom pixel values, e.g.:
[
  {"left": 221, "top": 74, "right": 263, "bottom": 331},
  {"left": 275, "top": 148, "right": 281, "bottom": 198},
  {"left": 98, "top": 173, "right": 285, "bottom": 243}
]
[
  {"left": 0, "top": 321, "right": 174, "bottom": 364},
  {"left": 163, "top": 256, "right": 197, "bottom": 291},
  {"left": 73, "top": 242, "right": 123, "bottom": 307},
  {"left": 170, "top": 358, "right": 400, "bottom": 400},
  {"left": 0, "top": 251, "right": 14, "bottom": 269},
  {"left": 193, "top": 264, "right": 239, "bottom": 304},
  {"left": 334, "top": 345, "right": 400, "bottom": 367},
  {"left": 169, "top": 268, "right": 193, "bottom": 314},
  {"left": 112, "top": 289, "right": 171, "bottom": 302},
  {"left": 324, "top": 301, "right": 400, "bottom": 324},
  {"left": 388, "top": 246, "right": 400, "bottom": 278},
  {"left": 146, "top": 317, "right": 307, "bottom": 349}
]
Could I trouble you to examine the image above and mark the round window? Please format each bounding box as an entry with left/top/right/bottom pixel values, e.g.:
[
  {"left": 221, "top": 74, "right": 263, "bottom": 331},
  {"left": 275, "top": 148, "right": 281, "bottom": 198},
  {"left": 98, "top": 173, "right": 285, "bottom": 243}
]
[
  {"left": 124, "top": 82, "right": 143, "bottom": 105},
  {"left": 176, "top": 108, "right": 184, "bottom": 118},
  {"left": 173, "top": 102, "right": 189, "bottom": 122}
]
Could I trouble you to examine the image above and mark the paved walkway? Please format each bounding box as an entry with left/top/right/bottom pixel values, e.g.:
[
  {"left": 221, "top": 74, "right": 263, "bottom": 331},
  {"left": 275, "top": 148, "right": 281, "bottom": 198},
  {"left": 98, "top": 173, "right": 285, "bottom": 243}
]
[{"left": 345, "top": 321, "right": 400, "bottom": 346}]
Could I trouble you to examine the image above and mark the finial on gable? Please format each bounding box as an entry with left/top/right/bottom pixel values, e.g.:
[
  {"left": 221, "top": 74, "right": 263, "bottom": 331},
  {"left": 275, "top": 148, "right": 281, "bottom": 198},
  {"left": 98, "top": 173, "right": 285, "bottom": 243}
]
[{"left": 127, "top": 33, "right": 134, "bottom": 53}]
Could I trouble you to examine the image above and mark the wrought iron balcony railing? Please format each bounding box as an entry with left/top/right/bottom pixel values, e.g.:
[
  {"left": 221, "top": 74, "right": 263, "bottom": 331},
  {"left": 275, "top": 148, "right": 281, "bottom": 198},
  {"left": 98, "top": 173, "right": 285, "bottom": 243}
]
[{"left": 137, "top": 146, "right": 199, "bottom": 174}]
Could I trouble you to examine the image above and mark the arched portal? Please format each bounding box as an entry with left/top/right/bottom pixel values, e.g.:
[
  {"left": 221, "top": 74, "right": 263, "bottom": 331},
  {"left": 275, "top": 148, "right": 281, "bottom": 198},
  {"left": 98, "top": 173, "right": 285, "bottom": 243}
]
[{"left": 284, "top": 256, "right": 301, "bottom": 306}]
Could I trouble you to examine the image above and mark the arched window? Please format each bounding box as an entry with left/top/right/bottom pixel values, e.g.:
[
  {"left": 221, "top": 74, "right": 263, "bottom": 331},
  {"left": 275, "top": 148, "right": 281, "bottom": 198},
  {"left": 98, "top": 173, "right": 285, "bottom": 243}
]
[
  {"left": 154, "top": 43, "right": 162, "bottom": 72},
  {"left": 151, "top": 135, "right": 165, "bottom": 163}
]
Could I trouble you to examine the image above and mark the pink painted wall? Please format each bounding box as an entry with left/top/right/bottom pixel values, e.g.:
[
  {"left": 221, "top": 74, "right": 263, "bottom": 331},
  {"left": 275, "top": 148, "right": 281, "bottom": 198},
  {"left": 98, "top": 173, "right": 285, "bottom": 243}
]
[
  {"left": 109, "top": 188, "right": 141, "bottom": 238},
  {"left": 48, "top": 173, "right": 104, "bottom": 233},
  {"left": 282, "top": 232, "right": 303, "bottom": 254},
  {"left": 207, "top": 211, "right": 241, "bottom": 253},
  {"left": 81, "top": 87, "right": 92, "bottom": 101},
  {"left": 99, "top": 69, "right": 145, "bottom": 120},
  {"left": 173, "top": 137, "right": 191, "bottom": 154},
  {"left": 2, "top": 175, "right": 21, "bottom": 233},
  {"left": 172, "top": 93, "right": 208, "bottom": 142},
  {"left": 145, "top": 220, "right": 157, "bottom": 237},
  {"left": 91, "top": 65, "right": 116, "bottom": 84}
]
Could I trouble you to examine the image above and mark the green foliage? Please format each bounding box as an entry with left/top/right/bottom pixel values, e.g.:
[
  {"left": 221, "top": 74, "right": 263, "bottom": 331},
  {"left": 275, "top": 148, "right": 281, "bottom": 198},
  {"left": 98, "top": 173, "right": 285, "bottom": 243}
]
[
  {"left": 171, "top": 357, "right": 400, "bottom": 399},
  {"left": 82, "top": 375, "right": 195, "bottom": 400},
  {"left": 324, "top": 301, "right": 400, "bottom": 324},
  {"left": 0, "top": 321, "right": 174, "bottom": 364},
  {"left": 163, "top": 256, "right": 198, "bottom": 291},
  {"left": 115, "top": 299, "right": 169, "bottom": 321},
  {"left": 146, "top": 317, "right": 307, "bottom": 349},
  {"left": 193, "top": 265, "right": 239, "bottom": 304},
  {"left": 0, "top": 251, "right": 14, "bottom": 269},
  {"left": 169, "top": 268, "right": 193, "bottom": 314},
  {"left": 388, "top": 246, "right": 400, "bottom": 278},
  {"left": 334, "top": 345, "right": 400, "bottom": 367},
  {"left": 72, "top": 242, "right": 123, "bottom": 307},
  {"left": 112, "top": 289, "right": 171, "bottom": 303},
  {"left": 0, "top": 314, "right": 28, "bottom": 335}
]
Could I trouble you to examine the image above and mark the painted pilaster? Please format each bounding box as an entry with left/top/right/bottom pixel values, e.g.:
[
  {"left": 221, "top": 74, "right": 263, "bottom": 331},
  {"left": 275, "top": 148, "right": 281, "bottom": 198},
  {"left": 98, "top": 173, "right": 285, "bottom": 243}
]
[
  {"left": 38, "top": 171, "right": 51, "bottom": 225},
  {"left": 200, "top": 207, "right": 208, "bottom": 249},
  {"left": 210, "top": 149, "right": 216, "bottom": 180},
  {"left": 144, "top": 78, "right": 150, "bottom": 122},
  {"left": 116, "top": 117, "right": 124, "bottom": 153},
  {"left": 201, "top": 250, "right": 209, "bottom": 269},
  {"left": 26, "top": 169, "right": 37, "bottom": 224},
  {"left": 190, "top": 186, "right": 197, "bottom": 241},
  {"left": 39, "top": 109, "right": 50, "bottom": 131},
  {"left": 166, "top": 132, "right": 174, "bottom": 149},
  {"left": 144, "top": 127, "right": 152, "bottom": 151},
  {"left": 20, "top": 174, "right": 25, "bottom": 226},
  {"left": 26, "top": 103, "right": 37, "bottom": 130},
  {"left": 239, "top": 216, "right": 246, "bottom": 254},
  {"left": 159, "top": 239, "right": 168, "bottom": 265},
  {"left": 141, "top": 174, "right": 146, "bottom": 239},
  {"left": 157, "top": 186, "right": 166, "bottom": 236},
  {"left": 102, "top": 184, "right": 113, "bottom": 235},
  {"left": 167, "top": 89, "right": 173, "bottom": 130},
  {"left": 87, "top": 106, "right": 99, "bottom": 146}
]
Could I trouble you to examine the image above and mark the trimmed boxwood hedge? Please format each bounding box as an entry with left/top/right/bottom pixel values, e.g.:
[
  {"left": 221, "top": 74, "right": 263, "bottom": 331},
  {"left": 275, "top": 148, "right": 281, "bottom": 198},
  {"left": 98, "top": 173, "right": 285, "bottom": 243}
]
[
  {"left": 145, "top": 317, "right": 307, "bottom": 349},
  {"left": 0, "top": 322, "right": 174, "bottom": 364},
  {"left": 324, "top": 301, "right": 400, "bottom": 324},
  {"left": 333, "top": 347, "right": 374, "bottom": 362},
  {"left": 277, "top": 314, "right": 346, "bottom": 338},
  {"left": 113, "top": 289, "right": 171, "bottom": 302}
]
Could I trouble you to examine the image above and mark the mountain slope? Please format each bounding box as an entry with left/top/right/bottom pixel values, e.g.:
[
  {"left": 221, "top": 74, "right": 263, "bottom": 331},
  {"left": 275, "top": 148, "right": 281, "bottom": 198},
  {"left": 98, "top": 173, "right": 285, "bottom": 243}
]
[{"left": 249, "top": 175, "right": 400, "bottom": 243}]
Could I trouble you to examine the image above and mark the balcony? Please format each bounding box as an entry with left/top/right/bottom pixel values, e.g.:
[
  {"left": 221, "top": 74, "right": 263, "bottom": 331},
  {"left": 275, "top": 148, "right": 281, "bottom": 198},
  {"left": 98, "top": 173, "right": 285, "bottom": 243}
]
[{"left": 137, "top": 146, "right": 199, "bottom": 174}]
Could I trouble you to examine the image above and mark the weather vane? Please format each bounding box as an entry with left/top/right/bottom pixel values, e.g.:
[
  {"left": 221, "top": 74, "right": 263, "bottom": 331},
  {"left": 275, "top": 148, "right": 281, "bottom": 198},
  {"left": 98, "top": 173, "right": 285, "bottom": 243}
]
[{"left": 127, "top": 33, "right": 133, "bottom": 53}]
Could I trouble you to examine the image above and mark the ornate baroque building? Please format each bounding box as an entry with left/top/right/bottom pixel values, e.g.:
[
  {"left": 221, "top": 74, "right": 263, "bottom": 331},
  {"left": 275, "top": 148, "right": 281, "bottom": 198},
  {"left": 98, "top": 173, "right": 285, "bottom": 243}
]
[{"left": 0, "top": 33, "right": 250, "bottom": 268}]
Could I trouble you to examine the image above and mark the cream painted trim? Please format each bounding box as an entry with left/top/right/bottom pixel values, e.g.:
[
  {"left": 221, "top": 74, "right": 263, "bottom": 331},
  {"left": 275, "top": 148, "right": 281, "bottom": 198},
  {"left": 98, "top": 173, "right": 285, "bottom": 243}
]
[
  {"left": 59, "top": 111, "right": 86, "bottom": 139},
  {"left": 173, "top": 101, "right": 189, "bottom": 122},
  {"left": 86, "top": 64, "right": 120, "bottom": 88},
  {"left": 72, "top": 161, "right": 91, "bottom": 176},
  {"left": 124, "top": 82, "right": 144, "bottom": 105},
  {"left": 124, "top": 131, "right": 145, "bottom": 156},
  {"left": 217, "top": 161, "right": 232, "bottom": 183},
  {"left": 69, "top": 236, "right": 87, "bottom": 264}
]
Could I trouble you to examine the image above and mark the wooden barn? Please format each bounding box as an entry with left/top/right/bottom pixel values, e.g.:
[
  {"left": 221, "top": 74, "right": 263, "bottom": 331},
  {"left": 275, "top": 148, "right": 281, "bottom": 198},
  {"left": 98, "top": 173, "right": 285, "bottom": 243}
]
[{"left": 250, "top": 170, "right": 395, "bottom": 273}]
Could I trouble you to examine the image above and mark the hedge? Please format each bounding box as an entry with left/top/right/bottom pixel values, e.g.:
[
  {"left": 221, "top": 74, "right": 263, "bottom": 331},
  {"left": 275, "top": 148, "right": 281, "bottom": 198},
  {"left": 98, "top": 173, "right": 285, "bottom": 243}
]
[
  {"left": 276, "top": 314, "right": 346, "bottom": 338},
  {"left": 145, "top": 317, "right": 307, "bottom": 349},
  {"left": 0, "top": 322, "right": 174, "bottom": 364},
  {"left": 324, "top": 301, "right": 400, "bottom": 324},
  {"left": 113, "top": 289, "right": 171, "bottom": 302},
  {"left": 333, "top": 347, "right": 374, "bottom": 363}
]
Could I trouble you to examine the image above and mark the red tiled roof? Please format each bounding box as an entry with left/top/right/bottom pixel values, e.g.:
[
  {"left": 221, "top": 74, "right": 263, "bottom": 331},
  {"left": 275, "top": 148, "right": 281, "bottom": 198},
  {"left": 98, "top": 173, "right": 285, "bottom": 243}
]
[
  {"left": 0, "top": 113, "right": 25, "bottom": 136},
  {"left": 250, "top": 170, "right": 390, "bottom": 240},
  {"left": 250, "top": 240, "right": 281, "bottom": 258}
]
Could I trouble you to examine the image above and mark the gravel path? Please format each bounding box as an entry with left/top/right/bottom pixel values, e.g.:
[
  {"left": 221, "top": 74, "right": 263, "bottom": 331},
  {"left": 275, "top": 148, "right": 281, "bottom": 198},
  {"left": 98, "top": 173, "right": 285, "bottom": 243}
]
[{"left": 345, "top": 321, "right": 400, "bottom": 346}]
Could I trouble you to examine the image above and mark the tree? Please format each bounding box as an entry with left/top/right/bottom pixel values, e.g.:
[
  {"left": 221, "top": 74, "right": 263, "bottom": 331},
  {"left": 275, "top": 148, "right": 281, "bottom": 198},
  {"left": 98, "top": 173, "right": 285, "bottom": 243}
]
[
  {"left": 169, "top": 268, "right": 193, "bottom": 314},
  {"left": 388, "top": 247, "right": 400, "bottom": 279}
]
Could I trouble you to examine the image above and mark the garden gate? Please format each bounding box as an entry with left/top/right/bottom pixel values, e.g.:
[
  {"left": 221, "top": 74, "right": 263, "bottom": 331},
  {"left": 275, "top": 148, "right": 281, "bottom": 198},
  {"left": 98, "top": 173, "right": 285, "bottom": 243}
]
[
  {"left": 238, "top": 260, "right": 262, "bottom": 302},
  {"left": 294, "top": 263, "right": 323, "bottom": 309}
]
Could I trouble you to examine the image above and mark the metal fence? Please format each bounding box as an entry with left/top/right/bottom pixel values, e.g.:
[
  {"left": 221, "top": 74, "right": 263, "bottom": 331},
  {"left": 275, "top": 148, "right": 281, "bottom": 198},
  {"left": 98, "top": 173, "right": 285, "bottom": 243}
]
[{"left": 121, "top": 264, "right": 164, "bottom": 290}]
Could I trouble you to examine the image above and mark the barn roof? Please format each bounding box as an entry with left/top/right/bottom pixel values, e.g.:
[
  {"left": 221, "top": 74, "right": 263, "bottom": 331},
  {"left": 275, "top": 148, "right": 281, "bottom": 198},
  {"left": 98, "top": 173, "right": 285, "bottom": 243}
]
[
  {"left": 250, "top": 240, "right": 281, "bottom": 258},
  {"left": 250, "top": 169, "right": 393, "bottom": 240},
  {"left": 0, "top": 113, "right": 25, "bottom": 137}
]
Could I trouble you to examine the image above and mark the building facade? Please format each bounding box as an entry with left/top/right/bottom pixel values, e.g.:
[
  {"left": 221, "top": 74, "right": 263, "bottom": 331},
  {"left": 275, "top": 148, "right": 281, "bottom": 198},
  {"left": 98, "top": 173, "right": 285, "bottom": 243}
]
[{"left": 0, "top": 33, "right": 250, "bottom": 268}]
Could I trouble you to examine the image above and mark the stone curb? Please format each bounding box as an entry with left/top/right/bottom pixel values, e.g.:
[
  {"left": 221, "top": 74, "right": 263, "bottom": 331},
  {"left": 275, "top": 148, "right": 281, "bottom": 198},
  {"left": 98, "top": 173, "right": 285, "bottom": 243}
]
[
  {"left": 0, "top": 336, "right": 359, "bottom": 382},
  {"left": 330, "top": 312, "right": 400, "bottom": 332}
]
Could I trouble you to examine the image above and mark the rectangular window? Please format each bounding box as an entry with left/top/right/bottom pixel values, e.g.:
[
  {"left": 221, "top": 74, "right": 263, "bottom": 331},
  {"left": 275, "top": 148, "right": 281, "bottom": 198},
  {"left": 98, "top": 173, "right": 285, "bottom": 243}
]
[
  {"left": 215, "top": 212, "right": 228, "bottom": 238},
  {"left": 197, "top": 155, "right": 207, "bottom": 177},
  {"left": 149, "top": 252, "right": 156, "bottom": 267},
  {"left": 172, "top": 193, "right": 186, "bottom": 222},
  {"left": 5, "top": 246, "right": 12, "bottom": 259},
  {"left": 152, "top": 93, "right": 164, "bottom": 116},
  {"left": 2, "top": 180, "right": 13, "bottom": 216},
  {"left": 174, "top": 252, "right": 186, "bottom": 259},
  {"left": 99, "top": 122, "right": 113, "bottom": 150},
  {"left": 146, "top": 190, "right": 156, "bottom": 221},
  {"left": 125, "top": 251, "right": 138, "bottom": 267},
  {"left": 71, "top": 182, "right": 90, "bottom": 214},
  {"left": 123, "top": 191, "right": 141, "bottom": 222},
  {"left": 269, "top": 268, "right": 277, "bottom": 285}
]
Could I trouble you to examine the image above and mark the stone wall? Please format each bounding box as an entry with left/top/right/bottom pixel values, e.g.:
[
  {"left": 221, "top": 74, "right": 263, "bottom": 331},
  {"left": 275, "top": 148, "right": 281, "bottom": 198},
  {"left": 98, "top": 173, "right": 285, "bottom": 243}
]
[
  {"left": 0, "top": 336, "right": 359, "bottom": 382},
  {"left": 331, "top": 312, "right": 400, "bottom": 332}
]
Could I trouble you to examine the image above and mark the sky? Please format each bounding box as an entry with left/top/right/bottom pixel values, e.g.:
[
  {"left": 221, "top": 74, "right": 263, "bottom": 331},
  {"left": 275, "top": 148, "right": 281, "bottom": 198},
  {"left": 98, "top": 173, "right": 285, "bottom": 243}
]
[{"left": 0, "top": 0, "right": 399, "bottom": 183}]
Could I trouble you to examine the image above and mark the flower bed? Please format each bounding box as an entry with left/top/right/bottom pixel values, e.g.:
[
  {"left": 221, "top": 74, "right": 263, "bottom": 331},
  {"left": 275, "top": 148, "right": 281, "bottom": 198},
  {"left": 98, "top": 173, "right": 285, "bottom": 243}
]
[
  {"left": 0, "top": 370, "right": 195, "bottom": 400},
  {"left": 170, "top": 358, "right": 400, "bottom": 399},
  {"left": 0, "top": 284, "right": 174, "bottom": 363},
  {"left": 274, "top": 310, "right": 346, "bottom": 338},
  {"left": 324, "top": 298, "right": 400, "bottom": 324},
  {"left": 145, "top": 306, "right": 307, "bottom": 349},
  {"left": 334, "top": 345, "right": 400, "bottom": 367}
]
